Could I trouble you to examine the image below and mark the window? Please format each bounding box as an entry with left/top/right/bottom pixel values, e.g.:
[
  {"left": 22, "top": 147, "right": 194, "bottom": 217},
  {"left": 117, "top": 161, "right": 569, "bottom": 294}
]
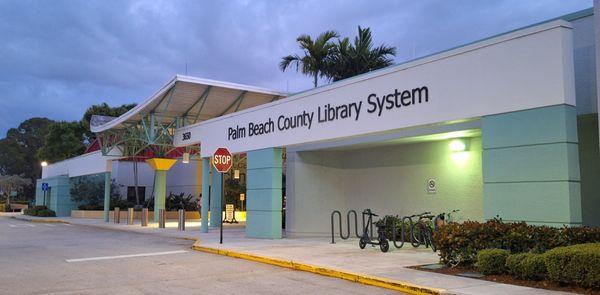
[{"left": 127, "top": 186, "right": 145, "bottom": 203}]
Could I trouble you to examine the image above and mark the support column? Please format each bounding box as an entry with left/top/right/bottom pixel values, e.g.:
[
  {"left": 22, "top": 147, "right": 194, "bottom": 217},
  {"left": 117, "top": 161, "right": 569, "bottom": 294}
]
[
  {"left": 482, "top": 105, "right": 582, "bottom": 226},
  {"left": 246, "top": 148, "right": 282, "bottom": 239},
  {"left": 201, "top": 157, "right": 210, "bottom": 232},
  {"left": 103, "top": 161, "right": 112, "bottom": 222},
  {"left": 209, "top": 163, "right": 222, "bottom": 228},
  {"left": 146, "top": 158, "right": 177, "bottom": 222}
]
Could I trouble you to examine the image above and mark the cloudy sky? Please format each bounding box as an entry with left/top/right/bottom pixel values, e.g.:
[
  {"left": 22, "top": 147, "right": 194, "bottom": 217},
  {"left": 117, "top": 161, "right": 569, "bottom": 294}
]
[{"left": 0, "top": 0, "right": 593, "bottom": 136}]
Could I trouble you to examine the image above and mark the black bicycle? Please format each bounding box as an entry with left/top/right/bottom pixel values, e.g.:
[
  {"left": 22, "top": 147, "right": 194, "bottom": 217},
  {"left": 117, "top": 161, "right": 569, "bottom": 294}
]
[{"left": 410, "top": 213, "right": 437, "bottom": 252}]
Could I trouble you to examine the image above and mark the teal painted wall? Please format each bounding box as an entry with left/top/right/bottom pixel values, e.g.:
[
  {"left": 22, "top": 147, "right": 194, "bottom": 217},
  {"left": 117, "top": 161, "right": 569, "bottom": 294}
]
[
  {"left": 577, "top": 114, "right": 600, "bottom": 226},
  {"left": 209, "top": 164, "right": 222, "bottom": 228},
  {"left": 482, "top": 105, "right": 582, "bottom": 225},
  {"left": 246, "top": 148, "right": 283, "bottom": 239},
  {"left": 35, "top": 175, "right": 75, "bottom": 217}
]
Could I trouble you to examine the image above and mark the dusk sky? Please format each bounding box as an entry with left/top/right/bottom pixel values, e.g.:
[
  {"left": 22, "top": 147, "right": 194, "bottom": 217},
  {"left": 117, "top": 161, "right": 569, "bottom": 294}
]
[{"left": 0, "top": 0, "right": 593, "bottom": 136}]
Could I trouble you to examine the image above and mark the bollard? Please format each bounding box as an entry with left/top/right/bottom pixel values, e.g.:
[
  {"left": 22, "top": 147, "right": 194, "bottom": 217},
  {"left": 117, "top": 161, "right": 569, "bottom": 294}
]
[
  {"left": 114, "top": 207, "right": 120, "bottom": 224},
  {"left": 158, "top": 209, "right": 165, "bottom": 228},
  {"left": 141, "top": 208, "right": 148, "bottom": 227},
  {"left": 178, "top": 209, "right": 185, "bottom": 231},
  {"left": 127, "top": 208, "right": 134, "bottom": 225}
]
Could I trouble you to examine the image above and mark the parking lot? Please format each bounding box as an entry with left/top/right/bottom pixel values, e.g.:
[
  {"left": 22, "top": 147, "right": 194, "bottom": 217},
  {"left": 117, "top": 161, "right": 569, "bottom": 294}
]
[{"left": 0, "top": 216, "right": 396, "bottom": 295}]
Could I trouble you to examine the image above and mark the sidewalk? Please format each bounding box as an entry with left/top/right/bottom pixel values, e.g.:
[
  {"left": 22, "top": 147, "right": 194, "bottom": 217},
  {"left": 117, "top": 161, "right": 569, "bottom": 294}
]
[{"left": 11, "top": 215, "right": 569, "bottom": 295}]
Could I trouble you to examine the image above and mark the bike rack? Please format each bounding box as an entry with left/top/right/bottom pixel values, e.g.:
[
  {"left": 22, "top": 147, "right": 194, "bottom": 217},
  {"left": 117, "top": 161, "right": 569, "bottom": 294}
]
[{"left": 330, "top": 209, "right": 366, "bottom": 244}]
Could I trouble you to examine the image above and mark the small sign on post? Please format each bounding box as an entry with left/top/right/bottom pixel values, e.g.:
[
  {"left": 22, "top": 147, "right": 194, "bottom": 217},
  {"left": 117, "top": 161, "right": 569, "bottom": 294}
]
[
  {"left": 41, "top": 183, "right": 49, "bottom": 191},
  {"left": 213, "top": 147, "right": 233, "bottom": 244}
]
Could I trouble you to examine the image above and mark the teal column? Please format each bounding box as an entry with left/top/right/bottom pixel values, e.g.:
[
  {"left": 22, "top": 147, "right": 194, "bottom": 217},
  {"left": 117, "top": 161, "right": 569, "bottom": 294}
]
[
  {"left": 209, "top": 164, "right": 222, "bottom": 228},
  {"left": 153, "top": 170, "right": 167, "bottom": 222},
  {"left": 103, "top": 172, "right": 111, "bottom": 222},
  {"left": 482, "top": 105, "right": 582, "bottom": 226},
  {"left": 246, "top": 148, "right": 282, "bottom": 239},
  {"left": 201, "top": 157, "right": 210, "bottom": 232}
]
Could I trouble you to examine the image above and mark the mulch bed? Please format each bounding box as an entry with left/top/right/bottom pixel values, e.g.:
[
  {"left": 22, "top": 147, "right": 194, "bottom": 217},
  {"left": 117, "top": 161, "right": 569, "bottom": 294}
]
[{"left": 409, "top": 264, "right": 599, "bottom": 295}]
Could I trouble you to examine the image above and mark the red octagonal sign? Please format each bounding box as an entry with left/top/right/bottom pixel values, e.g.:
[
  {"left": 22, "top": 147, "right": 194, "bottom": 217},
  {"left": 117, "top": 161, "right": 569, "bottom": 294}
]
[{"left": 212, "top": 147, "right": 233, "bottom": 173}]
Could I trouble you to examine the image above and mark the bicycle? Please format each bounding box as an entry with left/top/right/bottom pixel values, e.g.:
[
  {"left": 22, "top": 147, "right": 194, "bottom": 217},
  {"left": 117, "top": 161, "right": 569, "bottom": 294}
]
[
  {"left": 434, "top": 209, "right": 460, "bottom": 229},
  {"left": 404, "top": 212, "right": 430, "bottom": 247},
  {"left": 411, "top": 213, "right": 437, "bottom": 252}
]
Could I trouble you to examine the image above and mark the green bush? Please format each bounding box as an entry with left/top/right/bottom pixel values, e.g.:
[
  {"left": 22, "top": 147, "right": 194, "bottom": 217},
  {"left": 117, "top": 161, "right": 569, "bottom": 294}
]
[
  {"left": 24, "top": 205, "right": 56, "bottom": 217},
  {"left": 435, "top": 218, "right": 600, "bottom": 265},
  {"left": 545, "top": 243, "right": 600, "bottom": 289},
  {"left": 520, "top": 253, "right": 546, "bottom": 281},
  {"left": 505, "top": 253, "right": 528, "bottom": 277},
  {"left": 476, "top": 249, "right": 509, "bottom": 275}
]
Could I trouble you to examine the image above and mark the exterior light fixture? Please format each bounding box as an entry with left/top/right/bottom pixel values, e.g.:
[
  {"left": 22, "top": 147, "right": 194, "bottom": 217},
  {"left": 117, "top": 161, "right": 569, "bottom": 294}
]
[
  {"left": 41, "top": 161, "right": 48, "bottom": 167},
  {"left": 449, "top": 139, "right": 469, "bottom": 152},
  {"left": 240, "top": 193, "right": 245, "bottom": 201},
  {"left": 234, "top": 169, "right": 240, "bottom": 179},
  {"left": 182, "top": 152, "right": 190, "bottom": 164}
]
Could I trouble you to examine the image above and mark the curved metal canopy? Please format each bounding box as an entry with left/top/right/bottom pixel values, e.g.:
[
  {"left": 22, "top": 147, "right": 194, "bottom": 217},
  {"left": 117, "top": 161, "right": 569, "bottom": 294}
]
[{"left": 91, "top": 75, "right": 287, "bottom": 158}]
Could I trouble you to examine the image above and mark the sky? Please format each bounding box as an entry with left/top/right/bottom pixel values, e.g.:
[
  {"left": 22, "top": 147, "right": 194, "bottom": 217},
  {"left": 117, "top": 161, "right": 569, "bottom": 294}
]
[{"left": 0, "top": 0, "right": 593, "bottom": 136}]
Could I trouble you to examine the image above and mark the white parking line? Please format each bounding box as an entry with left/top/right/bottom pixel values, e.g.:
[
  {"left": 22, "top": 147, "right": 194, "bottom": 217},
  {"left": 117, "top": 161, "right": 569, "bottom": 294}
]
[
  {"left": 43, "top": 224, "right": 56, "bottom": 227},
  {"left": 65, "top": 250, "right": 188, "bottom": 263}
]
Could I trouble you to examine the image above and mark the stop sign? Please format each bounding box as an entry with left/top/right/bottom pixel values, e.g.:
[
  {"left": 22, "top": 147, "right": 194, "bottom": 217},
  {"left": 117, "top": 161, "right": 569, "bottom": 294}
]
[{"left": 212, "top": 147, "right": 233, "bottom": 173}]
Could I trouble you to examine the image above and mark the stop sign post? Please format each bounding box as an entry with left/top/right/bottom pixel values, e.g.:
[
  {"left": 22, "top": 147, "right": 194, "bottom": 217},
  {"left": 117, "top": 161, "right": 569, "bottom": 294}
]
[{"left": 213, "top": 147, "right": 232, "bottom": 244}]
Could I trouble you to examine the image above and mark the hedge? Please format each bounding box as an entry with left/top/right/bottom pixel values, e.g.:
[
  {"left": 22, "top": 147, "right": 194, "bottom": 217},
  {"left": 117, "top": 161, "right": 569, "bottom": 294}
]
[
  {"left": 545, "top": 243, "right": 600, "bottom": 289},
  {"left": 24, "top": 205, "right": 56, "bottom": 217},
  {"left": 475, "top": 249, "right": 509, "bottom": 275},
  {"left": 435, "top": 218, "right": 600, "bottom": 265}
]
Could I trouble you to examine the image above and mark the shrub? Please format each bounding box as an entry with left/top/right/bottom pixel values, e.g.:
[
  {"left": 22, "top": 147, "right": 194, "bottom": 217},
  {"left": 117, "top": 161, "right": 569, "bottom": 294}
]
[
  {"left": 24, "top": 205, "right": 56, "bottom": 217},
  {"left": 545, "top": 243, "right": 600, "bottom": 289},
  {"left": 435, "top": 218, "right": 600, "bottom": 266},
  {"left": 506, "top": 253, "right": 528, "bottom": 277},
  {"left": 476, "top": 249, "right": 509, "bottom": 275},
  {"left": 520, "top": 253, "right": 546, "bottom": 281}
]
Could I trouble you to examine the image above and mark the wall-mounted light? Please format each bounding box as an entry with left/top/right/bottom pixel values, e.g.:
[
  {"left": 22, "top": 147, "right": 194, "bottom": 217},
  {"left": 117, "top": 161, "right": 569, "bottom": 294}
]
[
  {"left": 449, "top": 139, "right": 470, "bottom": 152},
  {"left": 234, "top": 169, "right": 240, "bottom": 179},
  {"left": 182, "top": 152, "right": 190, "bottom": 164},
  {"left": 41, "top": 161, "right": 48, "bottom": 167},
  {"left": 240, "top": 193, "right": 245, "bottom": 201}
]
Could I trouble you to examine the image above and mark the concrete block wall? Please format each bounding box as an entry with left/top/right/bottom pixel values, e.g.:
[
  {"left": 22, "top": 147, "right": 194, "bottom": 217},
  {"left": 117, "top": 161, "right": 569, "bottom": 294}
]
[{"left": 482, "top": 104, "right": 582, "bottom": 226}]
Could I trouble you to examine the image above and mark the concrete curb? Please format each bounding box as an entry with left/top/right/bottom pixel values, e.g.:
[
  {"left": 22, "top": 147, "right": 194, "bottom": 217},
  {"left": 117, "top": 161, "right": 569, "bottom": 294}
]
[
  {"left": 192, "top": 240, "right": 447, "bottom": 295},
  {"left": 11, "top": 215, "right": 68, "bottom": 223}
]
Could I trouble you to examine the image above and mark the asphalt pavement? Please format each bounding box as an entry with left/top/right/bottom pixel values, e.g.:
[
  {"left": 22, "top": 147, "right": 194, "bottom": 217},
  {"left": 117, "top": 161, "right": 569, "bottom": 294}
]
[{"left": 0, "top": 216, "right": 398, "bottom": 295}]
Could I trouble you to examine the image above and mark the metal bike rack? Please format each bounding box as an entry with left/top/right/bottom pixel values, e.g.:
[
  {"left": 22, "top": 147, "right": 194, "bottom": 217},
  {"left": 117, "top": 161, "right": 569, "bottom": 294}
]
[
  {"left": 114, "top": 207, "right": 120, "bottom": 224},
  {"left": 330, "top": 209, "right": 366, "bottom": 244},
  {"left": 141, "top": 208, "right": 148, "bottom": 227},
  {"left": 127, "top": 208, "right": 134, "bottom": 225},
  {"left": 158, "top": 209, "right": 166, "bottom": 228},
  {"left": 178, "top": 209, "right": 185, "bottom": 231}
]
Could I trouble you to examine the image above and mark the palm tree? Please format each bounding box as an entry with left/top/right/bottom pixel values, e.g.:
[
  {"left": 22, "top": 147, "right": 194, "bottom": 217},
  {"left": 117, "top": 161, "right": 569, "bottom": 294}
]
[
  {"left": 280, "top": 30, "right": 339, "bottom": 88},
  {"left": 326, "top": 26, "right": 396, "bottom": 82}
]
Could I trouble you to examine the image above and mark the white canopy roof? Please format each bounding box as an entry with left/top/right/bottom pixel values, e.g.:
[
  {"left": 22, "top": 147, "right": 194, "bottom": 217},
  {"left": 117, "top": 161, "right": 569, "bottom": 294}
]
[{"left": 91, "top": 75, "right": 287, "bottom": 133}]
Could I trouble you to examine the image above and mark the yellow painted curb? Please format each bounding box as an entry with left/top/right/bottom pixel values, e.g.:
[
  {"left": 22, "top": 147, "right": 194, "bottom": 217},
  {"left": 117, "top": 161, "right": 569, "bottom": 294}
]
[{"left": 192, "top": 241, "right": 446, "bottom": 295}]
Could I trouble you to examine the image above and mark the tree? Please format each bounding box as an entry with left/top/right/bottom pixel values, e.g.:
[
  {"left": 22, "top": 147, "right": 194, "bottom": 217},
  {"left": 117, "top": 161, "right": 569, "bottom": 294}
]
[
  {"left": 325, "top": 26, "right": 396, "bottom": 82},
  {"left": 0, "top": 118, "right": 54, "bottom": 199},
  {"left": 280, "top": 30, "right": 339, "bottom": 87},
  {"left": 81, "top": 103, "right": 136, "bottom": 144},
  {"left": 0, "top": 175, "right": 31, "bottom": 209},
  {"left": 37, "top": 121, "right": 86, "bottom": 163}
]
